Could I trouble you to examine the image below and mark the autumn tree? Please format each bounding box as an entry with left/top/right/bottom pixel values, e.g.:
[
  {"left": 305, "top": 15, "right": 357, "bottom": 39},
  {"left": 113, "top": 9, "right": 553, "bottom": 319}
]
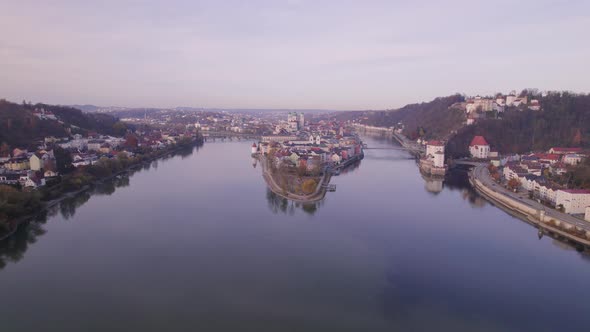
[
  {"left": 301, "top": 179, "right": 317, "bottom": 195},
  {"left": 296, "top": 163, "right": 307, "bottom": 177},
  {"left": 0, "top": 142, "right": 10, "bottom": 157},
  {"left": 572, "top": 128, "right": 582, "bottom": 146},
  {"left": 507, "top": 178, "right": 521, "bottom": 191},
  {"left": 124, "top": 134, "right": 139, "bottom": 149}
]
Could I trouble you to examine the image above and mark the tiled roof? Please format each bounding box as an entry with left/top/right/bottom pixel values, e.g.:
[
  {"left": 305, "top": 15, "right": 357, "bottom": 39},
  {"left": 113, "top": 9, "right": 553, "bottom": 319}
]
[{"left": 469, "top": 136, "right": 489, "bottom": 146}]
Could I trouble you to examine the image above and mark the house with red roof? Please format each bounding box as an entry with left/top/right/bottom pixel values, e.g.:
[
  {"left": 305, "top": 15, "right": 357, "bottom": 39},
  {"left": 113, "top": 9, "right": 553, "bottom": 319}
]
[
  {"left": 534, "top": 153, "right": 561, "bottom": 165},
  {"left": 469, "top": 136, "right": 490, "bottom": 159}
]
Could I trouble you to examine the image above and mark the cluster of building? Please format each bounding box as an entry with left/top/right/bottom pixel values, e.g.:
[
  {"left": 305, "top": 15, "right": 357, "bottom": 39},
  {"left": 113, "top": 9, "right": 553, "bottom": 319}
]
[
  {"left": 273, "top": 112, "right": 305, "bottom": 133},
  {"left": 32, "top": 107, "right": 58, "bottom": 121},
  {"left": 254, "top": 115, "right": 363, "bottom": 173},
  {"left": 488, "top": 145, "right": 589, "bottom": 215},
  {"left": 456, "top": 93, "right": 541, "bottom": 125},
  {"left": 0, "top": 148, "right": 58, "bottom": 188},
  {"left": 0, "top": 127, "right": 200, "bottom": 190},
  {"left": 117, "top": 108, "right": 275, "bottom": 135}
]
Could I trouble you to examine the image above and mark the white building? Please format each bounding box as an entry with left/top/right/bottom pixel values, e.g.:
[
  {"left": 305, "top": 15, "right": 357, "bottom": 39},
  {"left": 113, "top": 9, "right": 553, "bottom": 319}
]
[
  {"left": 298, "top": 113, "right": 305, "bottom": 129},
  {"left": 555, "top": 190, "right": 590, "bottom": 214},
  {"left": 506, "top": 95, "right": 517, "bottom": 106},
  {"left": 563, "top": 154, "right": 583, "bottom": 166},
  {"left": 30, "top": 153, "right": 43, "bottom": 171},
  {"left": 308, "top": 134, "right": 321, "bottom": 145},
  {"left": 466, "top": 97, "right": 494, "bottom": 113},
  {"left": 469, "top": 136, "right": 490, "bottom": 159},
  {"left": 426, "top": 141, "right": 445, "bottom": 168}
]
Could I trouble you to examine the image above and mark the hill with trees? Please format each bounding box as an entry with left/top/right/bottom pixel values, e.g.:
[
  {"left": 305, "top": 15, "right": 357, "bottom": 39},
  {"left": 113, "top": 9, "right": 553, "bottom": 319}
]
[
  {"left": 447, "top": 91, "right": 590, "bottom": 157},
  {"left": 350, "top": 95, "right": 466, "bottom": 139},
  {"left": 0, "top": 99, "right": 129, "bottom": 149}
]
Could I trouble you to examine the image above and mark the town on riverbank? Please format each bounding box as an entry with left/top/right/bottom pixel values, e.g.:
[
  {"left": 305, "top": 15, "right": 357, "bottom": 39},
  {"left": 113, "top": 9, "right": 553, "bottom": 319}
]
[
  {"left": 0, "top": 100, "right": 204, "bottom": 236},
  {"left": 252, "top": 112, "right": 363, "bottom": 202},
  {"left": 355, "top": 120, "right": 590, "bottom": 248}
]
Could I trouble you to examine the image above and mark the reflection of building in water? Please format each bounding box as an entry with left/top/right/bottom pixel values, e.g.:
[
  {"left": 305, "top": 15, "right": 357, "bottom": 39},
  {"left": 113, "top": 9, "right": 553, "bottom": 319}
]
[
  {"left": 424, "top": 177, "right": 443, "bottom": 194},
  {"left": 251, "top": 157, "right": 257, "bottom": 168},
  {"left": 420, "top": 169, "right": 443, "bottom": 194}
]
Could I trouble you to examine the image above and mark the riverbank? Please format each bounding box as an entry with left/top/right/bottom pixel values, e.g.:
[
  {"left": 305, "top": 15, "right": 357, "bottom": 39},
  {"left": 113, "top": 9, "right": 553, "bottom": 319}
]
[
  {"left": 469, "top": 164, "right": 590, "bottom": 248},
  {"left": 0, "top": 140, "right": 203, "bottom": 241}
]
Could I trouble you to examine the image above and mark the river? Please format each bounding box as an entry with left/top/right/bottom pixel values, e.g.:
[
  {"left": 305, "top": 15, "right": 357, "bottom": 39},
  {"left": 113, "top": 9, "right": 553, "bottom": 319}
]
[{"left": 1, "top": 135, "right": 589, "bottom": 332}]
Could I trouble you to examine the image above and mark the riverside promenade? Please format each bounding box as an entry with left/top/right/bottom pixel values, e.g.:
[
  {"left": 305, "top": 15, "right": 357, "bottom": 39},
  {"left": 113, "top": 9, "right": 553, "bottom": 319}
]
[{"left": 470, "top": 164, "right": 590, "bottom": 247}]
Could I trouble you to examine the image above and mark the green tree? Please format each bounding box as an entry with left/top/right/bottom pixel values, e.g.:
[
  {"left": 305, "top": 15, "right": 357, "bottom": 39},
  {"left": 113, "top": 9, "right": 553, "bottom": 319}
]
[{"left": 53, "top": 146, "right": 73, "bottom": 174}]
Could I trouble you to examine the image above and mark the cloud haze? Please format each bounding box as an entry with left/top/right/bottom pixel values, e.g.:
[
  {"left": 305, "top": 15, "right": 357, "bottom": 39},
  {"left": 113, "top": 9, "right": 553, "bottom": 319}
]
[{"left": 1, "top": 0, "right": 589, "bottom": 109}]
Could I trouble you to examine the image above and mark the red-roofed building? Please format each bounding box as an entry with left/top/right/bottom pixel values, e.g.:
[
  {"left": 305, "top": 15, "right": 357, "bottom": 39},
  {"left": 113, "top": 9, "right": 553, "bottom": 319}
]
[
  {"left": 535, "top": 153, "right": 561, "bottom": 164},
  {"left": 469, "top": 136, "right": 490, "bottom": 159}
]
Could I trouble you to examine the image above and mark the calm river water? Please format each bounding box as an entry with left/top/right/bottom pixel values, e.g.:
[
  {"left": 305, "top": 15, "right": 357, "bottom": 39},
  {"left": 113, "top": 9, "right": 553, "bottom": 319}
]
[{"left": 1, "top": 135, "right": 589, "bottom": 331}]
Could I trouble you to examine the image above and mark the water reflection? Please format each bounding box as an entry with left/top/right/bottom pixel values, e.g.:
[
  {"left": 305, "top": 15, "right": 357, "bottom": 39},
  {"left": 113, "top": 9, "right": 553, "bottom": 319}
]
[
  {"left": 422, "top": 167, "right": 488, "bottom": 208},
  {"left": 0, "top": 215, "right": 47, "bottom": 269},
  {"left": 265, "top": 189, "right": 324, "bottom": 216},
  {"left": 420, "top": 172, "right": 443, "bottom": 195},
  {"left": 0, "top": 144, "right": 202, "bottom": 270},
  {"left": 259, "top": 157, "right": 360, "bottom": 215}
]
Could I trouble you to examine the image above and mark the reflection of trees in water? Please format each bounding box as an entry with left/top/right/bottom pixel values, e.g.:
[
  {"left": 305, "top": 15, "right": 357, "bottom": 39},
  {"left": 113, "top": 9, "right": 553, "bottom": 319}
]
[
  {"left": 444, "top": 168, "right": 487, "bottom": 208},
  {"left": 265, "top": 189, "right": 324, "bottom": 216},
  {"left": 0, "top": 144, "right": 202, "bottom": 271},
  {"left": 338, "top": 160, "right": 362, "bottom": 176},
  {"left": 0, "top": 215, "right": 47, "bottom": 270},
  {"left": 59, "top": 192, "right": 92, "bottom": 220}
]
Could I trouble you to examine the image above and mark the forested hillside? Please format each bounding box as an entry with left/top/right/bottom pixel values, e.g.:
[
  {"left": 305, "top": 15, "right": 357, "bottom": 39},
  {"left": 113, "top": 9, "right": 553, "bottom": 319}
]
[
  {"left": 0, "top": 99, "right": 129, "bottom": 149},
  {"left": 356, "top": 95, "right": 466, "bottom": 139},
  {"left": 447, "top": 92, "right": 590, "bottom": 157}
]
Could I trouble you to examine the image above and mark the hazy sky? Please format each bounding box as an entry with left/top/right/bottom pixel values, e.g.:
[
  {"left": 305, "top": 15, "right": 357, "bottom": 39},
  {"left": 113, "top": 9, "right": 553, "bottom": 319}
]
[{"left": 1, "top": 0, "right": 589, "bottom": 110}]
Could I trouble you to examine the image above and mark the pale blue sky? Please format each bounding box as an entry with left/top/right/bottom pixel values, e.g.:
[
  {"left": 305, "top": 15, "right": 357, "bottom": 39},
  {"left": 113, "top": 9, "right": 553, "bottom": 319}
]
[{"left": 1, "top": 0, "right": 589, "bottom": 109}]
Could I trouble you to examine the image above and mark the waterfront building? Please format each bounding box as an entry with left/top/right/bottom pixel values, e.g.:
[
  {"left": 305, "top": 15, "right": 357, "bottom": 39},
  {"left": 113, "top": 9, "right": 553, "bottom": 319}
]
[
  {"left": 426, "top": 141, "right": 445, "bottom": 168},
  {"left": 555, "top": 189, "right": 590, "bottom": 214},
  {"left": 419, "top": 140, "right": 446, "bottom": 176},
  {"left": 469, "top": 136, "right": 490, "bottom": 159}
]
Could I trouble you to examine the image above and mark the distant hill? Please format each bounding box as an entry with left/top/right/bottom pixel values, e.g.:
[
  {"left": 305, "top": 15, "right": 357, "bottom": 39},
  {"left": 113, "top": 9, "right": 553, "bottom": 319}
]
[
  {"left": 0, "top": 99, "right": 129, "bottom": 149},
  {"left": 337, "top": 95, "right": 466, "bottom": 139}
]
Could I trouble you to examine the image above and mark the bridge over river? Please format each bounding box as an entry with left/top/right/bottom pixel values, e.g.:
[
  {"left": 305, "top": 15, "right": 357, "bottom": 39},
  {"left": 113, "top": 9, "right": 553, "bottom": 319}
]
[{"left": 364, "top": 146, "right": 414, "bottom": 151}]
